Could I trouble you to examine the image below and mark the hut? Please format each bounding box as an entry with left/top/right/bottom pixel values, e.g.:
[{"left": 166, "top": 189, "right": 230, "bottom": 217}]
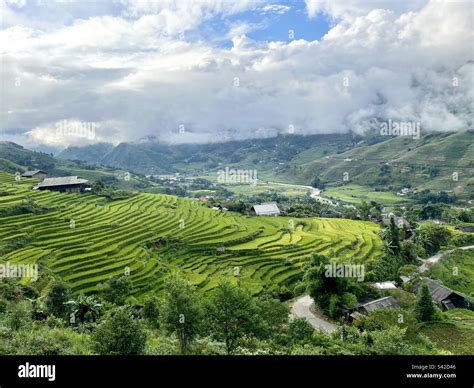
[
  {"left": 35, "top": 176, "right": 89, "bottom": 193},
  {"left": 21, "top": 170, "right": 47, "bottom": 180}
]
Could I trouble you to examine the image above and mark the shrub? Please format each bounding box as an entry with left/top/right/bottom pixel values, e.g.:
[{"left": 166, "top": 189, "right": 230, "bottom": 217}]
[{"left": 92, "top": 308, "right": 147, "bottom": 355}]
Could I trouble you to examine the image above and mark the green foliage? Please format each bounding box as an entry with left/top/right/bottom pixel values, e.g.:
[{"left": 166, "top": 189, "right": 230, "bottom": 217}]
[
  {"left": 429, "top": 249, "right": 474, "bottom": 296},
  {"left": 0, "top": 198, "right": 49, "bottom": 217},
  {"left": 288, "top": 317, "right": 314, "bottom": 343},
  {"left": 415, "top": 284, "right": 436, "bottom": 322},
  {"left": 46, "top": 281, "right": 71, "bottom": 318},
  {"left": 341, "top": 292, "right": 358, "bottom": 309},
  {"left": 161, "top": 273, "right": 203, "bottom": 354},
  {"left": 99, "top": 276, "right": 132, "bottom": 306},
  {"left": 5, "top": 301, "right": 32, "bottom": 331},
  {"left": 255, "top": 295, "right": 288, "bottom": 337},
  {"left": 205, "top": 279, "right": 264, "bottom": 354},
  {"left": 415, "top": 223, "right": 452, "bottom": 256},
  {"left": 92, "top": 307, "right": 147, "bottom": 355},
  {"left": 398, "top": 264, "right": 419, "bottom": 279},
  {"left": 142, "top": 295, "right": 160, "bottom": 327}
]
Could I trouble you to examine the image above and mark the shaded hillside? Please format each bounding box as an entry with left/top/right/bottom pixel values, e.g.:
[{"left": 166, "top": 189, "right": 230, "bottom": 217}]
[
  {"left": 57, "top": 134, "right": 360, "bottom": 175},
  {"left": 279, "top": 131, "right": 473, "bottom": 198}
]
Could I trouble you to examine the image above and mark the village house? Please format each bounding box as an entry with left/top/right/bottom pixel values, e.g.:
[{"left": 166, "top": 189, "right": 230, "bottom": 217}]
[
  {"left": 347, "top": 296, "right": 400, "bottom": 322},
  {"left": 419, "top": 278, "right": 468, "bottom": 310},
  {"left": 21, "top": 170, "right": 47, "bottom": 180},
  {"left": 34, "top": 176, "right": 89, "bottom": 193},
  {"left": 251, "top": 202, "right": 281, "bottom": 216}
]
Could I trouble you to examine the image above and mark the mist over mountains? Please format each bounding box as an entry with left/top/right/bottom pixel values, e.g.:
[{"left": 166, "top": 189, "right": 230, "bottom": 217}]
[{"left": 1, "top": 0, "right": 472, "bottom": 150}]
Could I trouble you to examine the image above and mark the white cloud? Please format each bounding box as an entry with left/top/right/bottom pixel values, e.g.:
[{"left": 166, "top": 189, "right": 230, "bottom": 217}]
[
  {"left": 1, "top": 0, "right": 472, "bottom": 149},
  {"left": 260, "top": 4, "right": 290, "bottom": 15}
]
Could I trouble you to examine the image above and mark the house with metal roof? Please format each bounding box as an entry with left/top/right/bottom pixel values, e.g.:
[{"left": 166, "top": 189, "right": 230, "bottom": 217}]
[
  {"left": 34, "top": 176, "right": 89, "bottom": 193},
  {"left": 358, "top": 296, "right": 400, "bottom": 314},
  {"left": 251, "top": 202, "right": 281, "bottom": 216},
  {"left": 420, "top": 278, "right": 467, "bottom": 310},
  {"left": 21, "top": 170, "right": 47, "bottom": 180}
]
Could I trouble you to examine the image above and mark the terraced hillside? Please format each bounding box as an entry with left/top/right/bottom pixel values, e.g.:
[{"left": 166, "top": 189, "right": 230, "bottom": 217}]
[{"left": 0, "top": 172, "right": 383, "bottom": 297}]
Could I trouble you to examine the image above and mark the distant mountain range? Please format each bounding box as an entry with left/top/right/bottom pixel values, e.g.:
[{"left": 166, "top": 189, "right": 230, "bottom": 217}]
[
  {"left": 56, "top": 133, "right": 359, "bottom": 175},
  {"left": 2, "top": 130, "right": 473, "bottom": 199}
]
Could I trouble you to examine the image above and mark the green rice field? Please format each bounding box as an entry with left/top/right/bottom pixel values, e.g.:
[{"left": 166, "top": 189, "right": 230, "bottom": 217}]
[{"left": 0, "top": 172, "right": 384, "bottom": 297}]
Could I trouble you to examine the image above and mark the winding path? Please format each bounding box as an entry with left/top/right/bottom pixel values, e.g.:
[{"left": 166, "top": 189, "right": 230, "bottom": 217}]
[
  {"left": 418, "top": 245, "right": 474, "bottom": 273},
  {"left": 291, "top": 295, "right": 336, "bottom": 333},
  {"left": 291, "top": 246, "right": 474, "bottom": 332}
]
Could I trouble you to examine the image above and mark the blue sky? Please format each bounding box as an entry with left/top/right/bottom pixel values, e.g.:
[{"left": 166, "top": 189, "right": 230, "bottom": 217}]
[
  {"left": 199, "top": 1, "right": 332, "bottom": 47},
  {"left": 1, "top": 0, "right": 471, "bottom": 149}
]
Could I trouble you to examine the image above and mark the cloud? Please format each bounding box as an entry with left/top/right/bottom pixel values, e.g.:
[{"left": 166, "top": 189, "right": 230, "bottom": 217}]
[
  {"left": 0, "top": 0, "right": 472, "bottom": 150},
  {"left": 260, "top": 4, "right": 291, "bottom": 15}
]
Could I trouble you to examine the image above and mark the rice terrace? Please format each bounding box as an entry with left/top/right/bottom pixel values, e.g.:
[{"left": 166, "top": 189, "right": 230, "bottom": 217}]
[
  {"left": 0, "top": 0, "right": 473, "bottom": 384},
  {"left": 0, "top": 172, "right": 383, "bottom": 297}
]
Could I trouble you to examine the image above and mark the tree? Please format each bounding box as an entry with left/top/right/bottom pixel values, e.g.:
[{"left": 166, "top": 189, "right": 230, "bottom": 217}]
[
  {"left": 92, "top": 180, "right": 105, "bottom": 193},
  {"left": 415, "top": 284, "right": 435, "bottom": 322},
  {"left": 304, "top": 254, "right": 349, "bottom": 318},
  {"left": 288, "top": 317, "right": 314, "bottom": 343},
  {"left": 311, "top": 177, "right": 325, "bottom": 189},
  {"left": 206, "top": 279, "right": 263, "bottom": 354},
  {"left": 142, "top": 295, "right": 160, "bottom": 328},
  {"left": 161, "top": 273, "right": 203, "bottom": 354},
  {"left": 357, "top": 200, "right": 372, "bottom": 220},
  {"left": 92, "top": 308, "right": 147, "bottom": 355},
  {"left": 6, "top": 301, "right": 32, "bottom": 331},
  {"left": 415, "top": 223, "right": 451, "bottom": 256},
  {"left": 100, "top": 276, "right": 132, "bottom": 305},
  {"left": 45, "top": 281, "right": 71, "bottom": 318},
  {"left": 255, "top": 294, "right": 288, "bottom": 337}
]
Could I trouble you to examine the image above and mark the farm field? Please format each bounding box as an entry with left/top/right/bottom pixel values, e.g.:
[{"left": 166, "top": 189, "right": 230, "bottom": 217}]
[
  {"left": 0, "top": 172, "right": 383, "bottom": 298},
  {"left": 420, "top": 309, "right": 474, "bottom": 355},
  {"left": 323, "top": 184, "right": 409, "bottom": 205}
]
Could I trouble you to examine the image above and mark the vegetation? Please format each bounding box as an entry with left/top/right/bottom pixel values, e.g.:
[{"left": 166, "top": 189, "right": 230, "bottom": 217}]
[
  {"left": 415, "top": 284, "right": 436, "bottom": 322},
  {"left": 0, "top": 171, "right": 384, "bottom": 297}
]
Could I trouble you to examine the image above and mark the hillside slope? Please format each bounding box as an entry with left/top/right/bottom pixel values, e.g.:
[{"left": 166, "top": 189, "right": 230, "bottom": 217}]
[
  {"left": 279, "top": 131, "right": 474, "bottom": 198},
  {"left": 0, "top": 171, "right": 383, "bottom": 297}
]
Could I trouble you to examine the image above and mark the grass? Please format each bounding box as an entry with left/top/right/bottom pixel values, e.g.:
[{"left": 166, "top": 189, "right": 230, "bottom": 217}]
[
  {"left": 323, "top": 184, "right": 409, "bottom": 204},
  {"left": 429, "top": 249, "right": 474, "bottom": 297},
  {"left": 420, "top": 309, "right": 474, "bottom": 355},
  {"left": 0, "top": 171, "right": 384, "bottom": 298}
]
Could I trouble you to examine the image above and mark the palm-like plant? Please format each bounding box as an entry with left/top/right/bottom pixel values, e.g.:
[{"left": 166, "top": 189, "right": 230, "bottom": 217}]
[{"left": 64, "top": 295, "right": 102, "bottom": 324}]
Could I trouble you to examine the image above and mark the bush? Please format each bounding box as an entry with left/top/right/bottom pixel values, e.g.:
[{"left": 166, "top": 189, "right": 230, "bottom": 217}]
[
  {"left": 288, "top": 318, "right": 314, "bottom": 343},
  {"left": 92, "top": 308, "right": 147, "bottom": 355}
]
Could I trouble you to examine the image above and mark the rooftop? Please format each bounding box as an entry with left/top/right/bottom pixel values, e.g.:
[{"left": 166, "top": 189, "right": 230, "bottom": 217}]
[
  {"left": 252, "top": 202, "right": 280, "bottom": 216},
  {"left": 360, "top": 296, "right": 400, "bottom": 312},
  {"left": 422, "top": 278, "right": 457, "bottom": 303},
  {"left": 38, "top": 176, "right": 89, "bottom": 188},
  {"left": 21, "top": 170, "right": 45, "bottom": 177}
]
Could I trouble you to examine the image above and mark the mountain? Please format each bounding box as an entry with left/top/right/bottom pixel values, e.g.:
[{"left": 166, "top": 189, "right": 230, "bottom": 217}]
[
  {"left": 0, "top": 142, "right": 151, "bottom": 190},
  {"left": 279, "top": 131, "right": 473, "bottom": 197},
  {"left": 56, "top": 134, "right": 360, "bottom": 175},
  {"left": 3, "top": 130, "right": 473, "bottom": 200},
  {"left": 56, "top": 142, "right": 114, "bottom": 164}
]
